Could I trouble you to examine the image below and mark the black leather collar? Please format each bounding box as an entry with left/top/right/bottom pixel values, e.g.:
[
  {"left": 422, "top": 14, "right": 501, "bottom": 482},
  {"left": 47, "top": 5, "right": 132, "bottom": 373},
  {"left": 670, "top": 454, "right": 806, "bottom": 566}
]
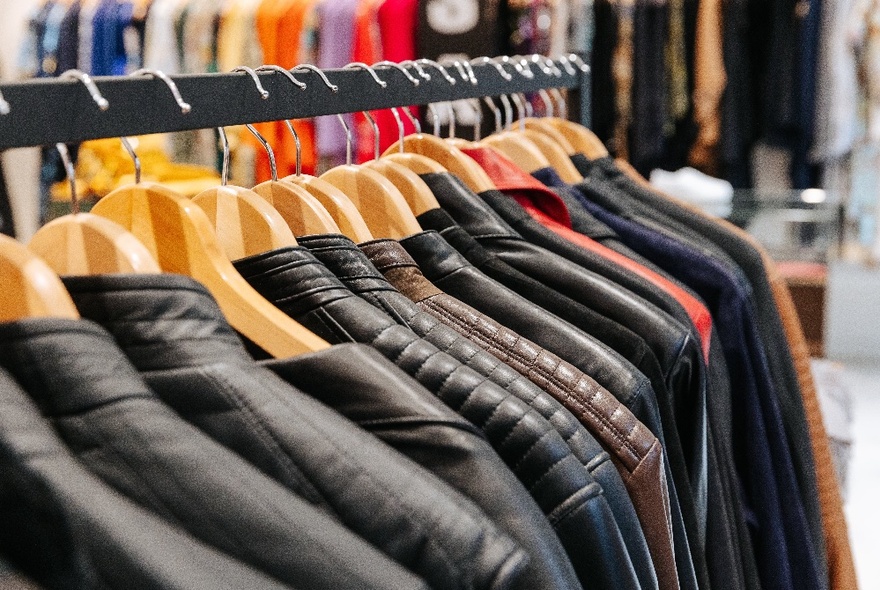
[{"left": 297, "top": 233, "right": 401, "bottom": 294}]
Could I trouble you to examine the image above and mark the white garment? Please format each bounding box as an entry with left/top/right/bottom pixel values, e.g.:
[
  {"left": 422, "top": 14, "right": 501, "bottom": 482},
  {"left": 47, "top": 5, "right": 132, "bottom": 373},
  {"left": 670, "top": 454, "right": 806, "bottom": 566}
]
[
  {"left": 811, "top": 0, "right": 861, "bottom": 162},
  {"left": 143, "top": 0, "right": 182, "bottom": 74},
  {"left": 649, "top": 166, "right": 733, "bottom": 218}
]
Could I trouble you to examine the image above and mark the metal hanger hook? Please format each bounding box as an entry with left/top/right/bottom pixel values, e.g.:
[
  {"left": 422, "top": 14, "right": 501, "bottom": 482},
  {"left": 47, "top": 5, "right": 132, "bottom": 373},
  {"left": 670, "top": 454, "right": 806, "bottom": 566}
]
[
  {"left": 427, "top": 103, "right": 441, "bottom": 136},
  {"left": 471, "top": 56, "right": 512, "bottom": 81},
  {"left": 335, "top": 114, "right": 353, "bottom": 166},
  {"left": 130, "top": 69, "right": 191, "bottom": 113},
  {"left": 567, "top": 53, "right": 591, "bottom": 73},
  {"left": 60, "top": 69, "right": 110, "bottom": 110},
  {"left": 403, "top": 106, "right": 421, "bottom": 134},
  {"left": 0, "top": 90, "right": 9, "bottom": 115},
  {"left": 498, "top": 94, "right": 513, "bottom": 130},
  {"left": 509, "top": 93, "right": 526, "bottom": 131},
  {"left": 415, "top": 59, "right": 457, "bottom": 85},
  {"left": 549, "top": 87, "right": 568, "bottom": 120},
  {"left": 343, "top": 62, "right": 387, "bottom": 88},
  {"left": 557, "top": 55, "right": 578, "bottom": 76},
  {"left": 373, "top": 61, "right": 419, "bottom": 86},
  {"left": 446, "top": 102, "right": 456, "bottom": 139},
  {"left": 538, "top": 88, "right": 554, "bottom": 117},
  {"left": 528, "top": 54, "right": 554, "bottom": 76},
  {"left": 55, "top": 143, "right": 80, "bottom": 214},
  {"left": 390, "top": 107, "right": 406, "bottom": 154},
  {"left": 282, "top": 120, "right": 303, "bottom": 177},
  {"left": 292, "top": 64, "right": 339, "bottom": 92},
  {"left": 255, "top": 65, "right": 307, "bottom": 90},
  {"left": 542, "top": 56, "right": 563, "bottom": 77},
  {"left": 245, "top": 123, "right": 277, "bottom": 181},
  {"left": 469, "top": 98, "right": 483, "bottom": 141},
  {"left": 360, "top": 111, "right": 380, "bottom": 160},
  {"left": 232, "top": 66, "right": 269, "bottom": 99},
  {"left": 216, "top": 128, "right": 230, "bottom": 185},
  {"left": 119, "top": 136, "right": 142, "bottom": 185},
  {"left": 484, "top": 96, "right": 502, "bottom": 134},
  {"left": 399, "top": 60, "right": 431, "bottom": 81}
]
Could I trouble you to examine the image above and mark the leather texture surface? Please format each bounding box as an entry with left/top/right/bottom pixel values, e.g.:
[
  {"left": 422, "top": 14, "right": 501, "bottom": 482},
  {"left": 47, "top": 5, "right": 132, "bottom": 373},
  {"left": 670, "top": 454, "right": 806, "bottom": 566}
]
[
  {"left": 363, "top": 240, "right": 682, "bottom": 590},
  {"left": 232, "top": 245, "right": 641, "bottom": 590},
  {"left": 63, "top": 273, "right": 529, "bottom": 590},
  {"left": 0, "top": 360, "right": 299, "bottom": 590},
  {"left": 0, "top": 318, "right": 427, "bottom": 590},
  {"left": 298, "top": 233, "right": 658, "bottom": 590}
]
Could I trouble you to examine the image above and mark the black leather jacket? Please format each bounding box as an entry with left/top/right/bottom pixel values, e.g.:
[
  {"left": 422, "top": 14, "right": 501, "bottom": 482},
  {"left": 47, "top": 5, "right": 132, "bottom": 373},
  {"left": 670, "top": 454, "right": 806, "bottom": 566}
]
[
  {"left": 296, "top": 231, "right": 657, "bottom": 590},
  {"left": 0, "top": 360, "right": 298, "bottom": 590},
  {"left": 0, "top": 318, "right": 427, "bottom": 590},
  {"left": 232, "top": 246, "right": 641, "bottom": 590},
  {"left": 62, "top": 273, "right": 528, "bottom": 590}
]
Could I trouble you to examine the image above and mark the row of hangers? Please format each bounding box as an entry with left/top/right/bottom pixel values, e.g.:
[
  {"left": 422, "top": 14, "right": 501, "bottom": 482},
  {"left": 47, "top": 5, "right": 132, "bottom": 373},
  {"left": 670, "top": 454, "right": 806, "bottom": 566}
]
[{"left": 0, "top": 54, "right": 611, "bottom": 360}]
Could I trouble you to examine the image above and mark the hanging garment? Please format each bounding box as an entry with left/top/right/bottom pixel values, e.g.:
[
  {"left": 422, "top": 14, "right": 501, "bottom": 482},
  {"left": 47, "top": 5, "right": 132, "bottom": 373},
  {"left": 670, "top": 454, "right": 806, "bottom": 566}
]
[
  {"left": 296, "top": 232, "right": 658, "bottom": 590},
  {"left": 360, "top": 238, "right": 680, "bottom": 590},
  {"left": 570, "top": 160, "right": 824, "bottom": 590},
  {"left": 0, "top": 319, "right": 427, "bottom": 590},
  {"left": 232, "top": 243, "right": 629, "bottom": 590},
  {"left": 606, "top": 158, "right": 854, "bottom": 590},
  {"left": 0, "top": 363, "right": 297, "bottom": 590},
  {"left": 61, "top": 272, "right": 530, "bottom": 590}
]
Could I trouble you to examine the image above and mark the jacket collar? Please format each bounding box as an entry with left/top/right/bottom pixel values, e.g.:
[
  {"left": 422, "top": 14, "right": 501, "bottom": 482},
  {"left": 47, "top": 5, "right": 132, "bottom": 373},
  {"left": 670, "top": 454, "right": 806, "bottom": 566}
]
[
  {"left": 399, "top": 230, "right": 475, "bottom": 283},
  {"left": 417, "top": 172, "right": 522, "bottom": 240},
  {"left": 296, "top": 233, "right": 400, "bottom": 295},
  {"left": 0, "top": 317, "right": 154, "bottom": 416},
  {"left": 61, "top": 273, "right": 254, "bottom": 372}
]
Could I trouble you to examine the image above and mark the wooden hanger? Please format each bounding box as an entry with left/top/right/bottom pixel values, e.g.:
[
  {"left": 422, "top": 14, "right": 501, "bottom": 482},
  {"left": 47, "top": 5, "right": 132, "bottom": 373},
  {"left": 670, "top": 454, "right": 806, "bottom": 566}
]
[
  {"left": 364, "top": 158, "right": 441, "bottom": 217},
  {"left": 0, "top": 235, "right": 80, "bottom": 321},
  {"left": 383, "top": 134, "right": 495, "bottom": 194},
  {"left": 28, "top": 143, "right": 161, "bottom": 276},
  {"left": 519, "top": 128, "right": 584, "bottom": 182},
  {"left": 276, "top": 120, "right": 374, "bottom": 242},
  {"left": 547, "top": 118, "right": 610, "bottom": 159},
  {"left": 92, "top": 181, "right": 329, "bottom": 357},
  {"left": 191, "top": 185, "right": 299, "bottom": 260},
  {"left": 237, "top": 122, "right": 342, "bottom": 237},
  {"left": 321, "top": 165, "right": 422, "bottom": 239},
  {"left": 282, "top": 174, "right": 374, "bottom": 242},
  {"left": 322, "top": 114, "right": 423, "bottom": 239},
  {"left": 523, "top": 119, "right": 576, "bottom": 154}
]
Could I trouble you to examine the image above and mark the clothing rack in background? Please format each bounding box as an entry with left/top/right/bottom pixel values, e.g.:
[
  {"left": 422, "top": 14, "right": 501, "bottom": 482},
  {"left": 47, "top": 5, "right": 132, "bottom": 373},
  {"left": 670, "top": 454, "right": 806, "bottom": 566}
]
[{"left": 0, "top": 56, "right": 590, "bottom": 150}]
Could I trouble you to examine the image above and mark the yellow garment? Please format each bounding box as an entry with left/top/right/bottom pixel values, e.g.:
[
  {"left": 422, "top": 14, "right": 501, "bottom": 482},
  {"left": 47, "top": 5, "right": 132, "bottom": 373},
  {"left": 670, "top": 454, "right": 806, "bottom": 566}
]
[{"left": 51, "top": 136, "right": 219, "bottom": 201}]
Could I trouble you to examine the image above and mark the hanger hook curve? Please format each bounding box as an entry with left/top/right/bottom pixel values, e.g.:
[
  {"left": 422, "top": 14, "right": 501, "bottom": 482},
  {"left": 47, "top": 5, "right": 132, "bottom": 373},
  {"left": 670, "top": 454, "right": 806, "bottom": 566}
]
[
  {"left": 55, "top": 143, "right": 80, "bottom": 214},
  {"left": 216, "top": 128, "right": 230, "bottom": 186},
  {"left": 255, "top": 65, "right": 307, "bottom": 90},
  {"left": 343, "top": 62, "right": 387, "bottom": 88},
  {"left": 415, "top": 59, "right": 457, "bottom": 85},
  {"left": 60, "top": 69, "right": 110, "bottom": 110},
  {"left": 245, "top": 124, "right": 277, "bottom": 181},
  {"left": 291, "top": 64, "right": 339, "bottom": 92},
  {"left": 232, "top": 66, "right": 269, "bottom": 99},
  {"left": 399, "top": 60, "right": 431, "bottom": 81},
  {"left": 373, "top": 61, "right": 419, "bottom": 86},
  {"left": 130, "top": 69, "right": 191, "bottom": 113}
]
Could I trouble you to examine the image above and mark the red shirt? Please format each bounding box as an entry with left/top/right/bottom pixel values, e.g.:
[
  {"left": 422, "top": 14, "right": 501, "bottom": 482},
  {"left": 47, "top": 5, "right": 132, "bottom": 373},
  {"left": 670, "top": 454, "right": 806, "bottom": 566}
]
[{"left": 462, "top": 145, "right": 713, "bottom": 361}]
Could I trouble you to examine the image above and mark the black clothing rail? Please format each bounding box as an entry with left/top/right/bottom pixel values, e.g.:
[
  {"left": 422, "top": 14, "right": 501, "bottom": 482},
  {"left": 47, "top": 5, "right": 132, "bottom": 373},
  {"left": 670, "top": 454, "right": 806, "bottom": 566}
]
[{"left": 0, "top": 57, "right": 590, "bottom": 150}]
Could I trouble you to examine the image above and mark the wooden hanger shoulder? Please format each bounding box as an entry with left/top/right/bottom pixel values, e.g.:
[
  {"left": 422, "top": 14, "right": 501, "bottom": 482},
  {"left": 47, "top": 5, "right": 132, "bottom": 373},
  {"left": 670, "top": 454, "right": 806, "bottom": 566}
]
[
  {"left": 547, "top": 119, "right": 610, "bottom": 159},
  {"left": 280, "top": 174, "right": 373, "bottom": 242},
  {"left": 383, "top": 134, "right": 496, "bottom": 194},
  {"left": 0, "top": 234, "right": 79, "bottom": 321},
  {"left": 363, "top": 159, "right": 440, "bottom": 216},
  {"left": 93, "top": 182, "right": 328, "bottom": 357},
  {"left": 250, "top": 179, "right": 342, "bottom": 238},
  {"left": 192, "top": 184, "right": 298, "bottom": 260},
  {"left": 29, "top": 212, "right": 161, "bottom": 276},
  {"left": 523, "top": 119, "right": 577, "bottom": 154},
  {"left": 520, "top": 129, "right": 584, "bottom": 183},
  {"left": 382, "top": 152, "right": 447, "bottom": 175},
  {"left": 320, "top": 165, "right": 422, "bottom": 240},
  {"left": 481, "top": 131, "right": 551, "bottom": 173}
]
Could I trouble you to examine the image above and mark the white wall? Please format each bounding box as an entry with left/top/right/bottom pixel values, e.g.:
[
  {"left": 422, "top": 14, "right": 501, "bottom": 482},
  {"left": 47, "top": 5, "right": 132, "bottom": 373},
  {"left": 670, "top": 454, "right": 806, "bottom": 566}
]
[{"left": 0, "top": 0, "right": 43, "bottom": 241}]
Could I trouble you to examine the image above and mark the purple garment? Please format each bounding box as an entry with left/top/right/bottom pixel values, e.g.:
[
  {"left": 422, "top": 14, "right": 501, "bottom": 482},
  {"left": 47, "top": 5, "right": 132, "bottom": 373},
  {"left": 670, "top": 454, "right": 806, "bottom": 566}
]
[
  {"left": 571, "top": 185, "right": 822, "bottom": 590},
  {"left": 315, "top": 0, "right": 359, "bottom": 162}
]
